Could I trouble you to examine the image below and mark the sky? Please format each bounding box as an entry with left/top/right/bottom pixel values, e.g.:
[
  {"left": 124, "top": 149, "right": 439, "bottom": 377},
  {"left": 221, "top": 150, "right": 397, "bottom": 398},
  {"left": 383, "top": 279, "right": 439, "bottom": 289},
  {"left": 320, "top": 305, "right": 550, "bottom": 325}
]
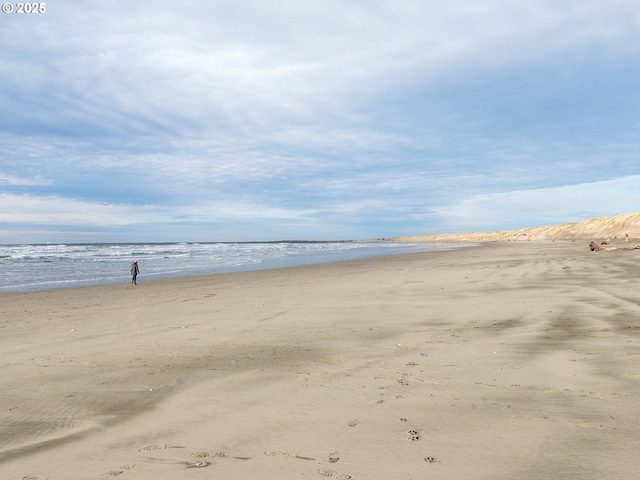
[{"left": 1, "top": 1, "right": 639, "bottom": 243}]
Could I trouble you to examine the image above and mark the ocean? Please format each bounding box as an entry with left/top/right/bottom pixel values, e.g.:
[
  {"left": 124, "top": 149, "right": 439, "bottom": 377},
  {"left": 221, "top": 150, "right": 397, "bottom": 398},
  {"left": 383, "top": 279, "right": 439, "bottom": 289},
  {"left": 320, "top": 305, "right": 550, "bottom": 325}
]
[{"left": 0, "top": 241, "right": 467, "bottom": 294}]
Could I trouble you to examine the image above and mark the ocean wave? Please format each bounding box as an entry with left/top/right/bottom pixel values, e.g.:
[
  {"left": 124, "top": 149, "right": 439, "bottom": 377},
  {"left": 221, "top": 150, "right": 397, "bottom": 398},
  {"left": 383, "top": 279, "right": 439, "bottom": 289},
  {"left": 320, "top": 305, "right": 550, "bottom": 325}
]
[{"left": 0, "top": 241, "right": 451, "bottom": 293}]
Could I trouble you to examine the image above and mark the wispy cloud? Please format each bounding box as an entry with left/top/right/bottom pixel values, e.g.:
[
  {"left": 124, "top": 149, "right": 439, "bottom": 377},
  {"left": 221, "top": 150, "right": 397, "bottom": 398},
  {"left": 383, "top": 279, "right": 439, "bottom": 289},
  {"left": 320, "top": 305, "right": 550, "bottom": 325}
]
[
  {"left": 430, "top": 175, "right": 640, "bottom": 232},
  {"left": 1, "top": 1, "right": 639, "bottom": 242},
  {"left": 0, "top": 173, "right": 51, "bottom": 186},
  {"left": 0, "top": 194, "right": 156, "bottom": 226},
  {"left": 0, "top": 193, "right": 314, "bottom": 227}
]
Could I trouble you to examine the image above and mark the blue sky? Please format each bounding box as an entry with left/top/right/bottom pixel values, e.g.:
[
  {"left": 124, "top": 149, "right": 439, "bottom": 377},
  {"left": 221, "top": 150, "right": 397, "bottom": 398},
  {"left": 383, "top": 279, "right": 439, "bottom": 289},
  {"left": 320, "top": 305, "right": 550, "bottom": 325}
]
[{"left": 1, "top": 1, "right": 639, "bottom": 243}]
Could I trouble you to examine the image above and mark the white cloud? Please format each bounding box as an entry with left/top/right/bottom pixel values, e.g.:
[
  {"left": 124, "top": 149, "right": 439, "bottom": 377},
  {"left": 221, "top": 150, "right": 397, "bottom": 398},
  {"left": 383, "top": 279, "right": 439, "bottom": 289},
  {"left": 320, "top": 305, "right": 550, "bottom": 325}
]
[
  {"left": 431, "top": 175, "right": 640, "bottom": 231},
  {"left": 7, "top": 0, "right": 638, "bottom": 135},
  {"left": 1, "top": 1, "right": 639, "bottom": 242},
  {"left": 0, "top": 173, "right": 51, "bottom": 186},
  {"left": 0, "top": 193, "right": 315, "bottom": 228},
  {"left": 0, "top": 194, "right": 154, "bottom": 226},
  {"left": 169, "top": 200, "right": 316, "bottom": 222}
]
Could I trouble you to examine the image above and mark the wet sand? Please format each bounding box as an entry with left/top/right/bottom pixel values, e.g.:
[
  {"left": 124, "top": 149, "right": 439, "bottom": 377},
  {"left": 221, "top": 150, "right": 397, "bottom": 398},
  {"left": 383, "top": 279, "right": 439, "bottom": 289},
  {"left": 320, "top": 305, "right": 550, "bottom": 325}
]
[{"left": 1, "top": 241, "right": 639, "bottom": 479}]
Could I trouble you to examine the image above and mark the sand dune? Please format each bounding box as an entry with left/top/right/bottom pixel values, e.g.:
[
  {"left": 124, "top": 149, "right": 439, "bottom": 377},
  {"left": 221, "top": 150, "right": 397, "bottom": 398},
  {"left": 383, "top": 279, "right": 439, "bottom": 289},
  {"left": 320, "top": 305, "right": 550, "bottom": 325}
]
[{"left": 395, "top": 211, "right": 640, "bottom": 242}]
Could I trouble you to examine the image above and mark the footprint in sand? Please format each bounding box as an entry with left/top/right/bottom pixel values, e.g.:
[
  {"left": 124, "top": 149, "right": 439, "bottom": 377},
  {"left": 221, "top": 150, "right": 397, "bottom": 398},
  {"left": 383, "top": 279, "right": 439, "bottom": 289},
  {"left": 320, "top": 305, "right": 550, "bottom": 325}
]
[
  {"left": 264, "top": 450, "right": 295, "bottom": 458},
  {"left": 190, "top": 451, "right": 252, "bottom": 460},
  {"left": 101, "top": 472, "right": 122, "bottom": 479},
  {"left": 318, "top": 468, "right": 337, "bottom": 477},
  {"left": 318, "top": 468, "right": 353, "bottom": 479},
  {"left": 264, "top": 450, "right": 315, "bottom": 461},
  {"left": 100, "top": 465, "right": 136, "bottom": 478},
  {"left": 138, "top": 445, "right": 251, "bottom": 470},
  {"left": 328, "top": 451, "right": 340, "bottom": 463},
  {"left": 184, "top": 461, "right": 210, "bottom": 468},
  {"left": 407, "top": 430, "right": 421, "bottom": 441},
  {"left": 138, "top": 444, "right": 184, "bottom": 452},
  {"left": 190, "top": 451, "right": 210, "bottom": 458},
  {"left": 138, "top": 445, "right": 162, "bottom": 452}
]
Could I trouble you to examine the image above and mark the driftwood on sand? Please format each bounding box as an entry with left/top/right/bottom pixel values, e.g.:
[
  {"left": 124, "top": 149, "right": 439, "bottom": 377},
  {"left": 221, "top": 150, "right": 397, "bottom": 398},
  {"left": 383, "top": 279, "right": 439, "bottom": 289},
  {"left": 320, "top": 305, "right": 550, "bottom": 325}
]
[{"left": 589, "top": 241, "right": 640, "bottom": 252}]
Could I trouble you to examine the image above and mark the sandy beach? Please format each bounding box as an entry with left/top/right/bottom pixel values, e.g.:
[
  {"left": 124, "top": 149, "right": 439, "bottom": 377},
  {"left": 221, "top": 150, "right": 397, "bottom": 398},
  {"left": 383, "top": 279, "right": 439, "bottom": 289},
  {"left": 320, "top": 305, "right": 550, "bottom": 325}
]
[{"left": 2, "top": 241, "right": 640, "bottom": 479}]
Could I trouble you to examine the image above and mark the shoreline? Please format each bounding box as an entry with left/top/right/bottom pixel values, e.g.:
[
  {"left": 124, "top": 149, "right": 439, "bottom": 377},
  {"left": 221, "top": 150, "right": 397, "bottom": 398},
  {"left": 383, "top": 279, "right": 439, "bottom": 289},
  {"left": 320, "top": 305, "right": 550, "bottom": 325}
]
[
  {"left": 2, "top": 241, "right": 640, "bottom": 479},
  {"left": 2, "top": 248, "right": 481, "bottom": 304},
  {"left": 1, "top": 240, "right": 461, "bottom": 295}
]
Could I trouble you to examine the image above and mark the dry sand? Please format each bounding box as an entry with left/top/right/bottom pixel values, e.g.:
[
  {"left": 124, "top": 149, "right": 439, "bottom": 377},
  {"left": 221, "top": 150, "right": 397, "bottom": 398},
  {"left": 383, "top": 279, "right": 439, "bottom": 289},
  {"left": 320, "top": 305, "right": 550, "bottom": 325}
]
[{"left": 1, "top": 241, "right": 640, "bottom": 479}]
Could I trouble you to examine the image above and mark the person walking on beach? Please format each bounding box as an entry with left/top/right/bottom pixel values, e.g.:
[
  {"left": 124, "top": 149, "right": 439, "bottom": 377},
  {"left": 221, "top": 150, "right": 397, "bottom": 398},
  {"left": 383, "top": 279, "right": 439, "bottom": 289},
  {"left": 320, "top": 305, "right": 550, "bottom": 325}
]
[{"left": 130, "top": 260, "right": 139, "bottom": 285}]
